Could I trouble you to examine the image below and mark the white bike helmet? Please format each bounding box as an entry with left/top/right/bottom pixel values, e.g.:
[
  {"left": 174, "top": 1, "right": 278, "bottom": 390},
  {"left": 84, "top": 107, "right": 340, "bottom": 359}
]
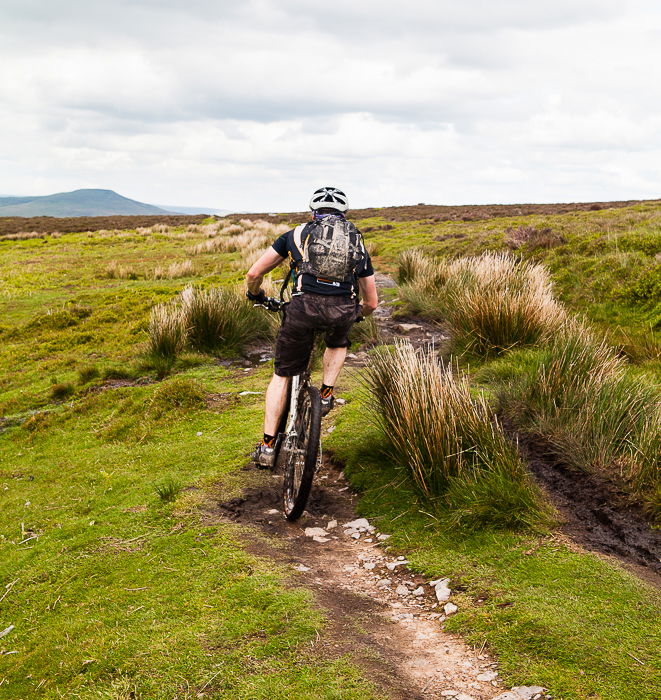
[{"left": 309, "top": 186, "right": 349, "bottom": 213}]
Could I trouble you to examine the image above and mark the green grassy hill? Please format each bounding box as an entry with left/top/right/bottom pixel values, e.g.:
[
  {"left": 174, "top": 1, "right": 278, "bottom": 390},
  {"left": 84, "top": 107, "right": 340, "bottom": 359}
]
[
  {"left": 0, "top": 189, "right": 172, "bottom": 217},
  {"left": 0, "top": 207, "right": 659, "bottom": 699}
]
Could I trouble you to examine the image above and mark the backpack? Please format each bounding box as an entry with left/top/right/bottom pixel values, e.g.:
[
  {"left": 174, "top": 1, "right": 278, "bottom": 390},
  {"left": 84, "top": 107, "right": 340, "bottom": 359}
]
[{"left": 293, "top": 216, "right": 365, "bottom": 283}]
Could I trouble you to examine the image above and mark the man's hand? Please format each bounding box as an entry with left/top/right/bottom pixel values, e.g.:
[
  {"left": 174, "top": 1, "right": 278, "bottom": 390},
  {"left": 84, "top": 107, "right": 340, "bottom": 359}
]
[
  {"left": 246, "top": 289, "right": 267, "bottom": 304},
  {"left": 247, "top": 290, "right": 282, "bottom": 312}
]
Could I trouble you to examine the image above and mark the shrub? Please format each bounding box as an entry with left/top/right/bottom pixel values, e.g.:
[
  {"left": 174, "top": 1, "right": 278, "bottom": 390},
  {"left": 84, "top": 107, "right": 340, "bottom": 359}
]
[
  {"left": 497, "top": 320, "right": 661, "bottom": 520},
  {"left": 622, "top": 264, "right": 661, "bottom": 305},
  {"left": 363, "top": 341, "right": 550, "bottom": 530},
  {"left": 400, "top": 251, "right": 566, "bottom": 356},
  {"left": 147, "top": 303, "right": 186, "bottom": 359},
  {"left": 181, "top": 285, "right": 274, "bottom": 354}
]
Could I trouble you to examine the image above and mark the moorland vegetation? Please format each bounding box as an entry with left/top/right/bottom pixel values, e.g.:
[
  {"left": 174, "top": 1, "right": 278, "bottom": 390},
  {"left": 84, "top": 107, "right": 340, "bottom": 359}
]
[{"left": 1, "top": 204, "right": 659, "bottom": 698}]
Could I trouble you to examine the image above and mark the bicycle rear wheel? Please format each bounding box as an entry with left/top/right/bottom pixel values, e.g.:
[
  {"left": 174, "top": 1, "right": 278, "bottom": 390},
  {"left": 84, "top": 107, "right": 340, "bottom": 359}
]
[{"left": 282, "top": 385, "right": 321, "bottom": 521}]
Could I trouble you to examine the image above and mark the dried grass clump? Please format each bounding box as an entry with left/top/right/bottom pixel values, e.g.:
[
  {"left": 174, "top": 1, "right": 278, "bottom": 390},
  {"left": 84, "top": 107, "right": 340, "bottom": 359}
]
[
  {"left": 0, "top": 230, "right": 44, "bottom": 241},
  {"left": 190, "top": 219, "right": 288, "bottom": 257},
  {"left": 498, "top": 319, "right": 661, "bottom": 519},
  {"left": 505, "top": 225, "right": 565, "bottom": 250},
  {"left": 105, "top": 260, "right": 138, "bottom": 280},
  {"left": 364, "top": 341, "right": 549, "bottom": 530},
  {"left": 153, "top": 260, "right": 194, "bottom": 280},
  {"left": 147, "top": 303, "right": 186, "bottom": 358},
  {"left": 400, "top": 251, "right": 566, "bottom": 356}
]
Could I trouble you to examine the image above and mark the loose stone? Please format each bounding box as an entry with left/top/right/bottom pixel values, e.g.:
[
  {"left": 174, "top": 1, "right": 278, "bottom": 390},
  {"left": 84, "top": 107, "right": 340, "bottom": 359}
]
[
  {"left": 512, "top": 687, "right": 547, "bottom": 700},
  {"left": 444, "top": 602, "right": 458, "bottom": 616},
  {"left": 476, "top": 670, "right": 498, "bottom": 682},
  {"left": 304, "top": 527, "right": 328, "bottom": 538},
  {"left": 433, "top": 579, "right": 452, "bottom": 602}
]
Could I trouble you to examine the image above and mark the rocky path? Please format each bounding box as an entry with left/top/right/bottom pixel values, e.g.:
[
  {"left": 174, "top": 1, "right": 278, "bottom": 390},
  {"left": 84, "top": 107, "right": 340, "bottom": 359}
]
[{"left": 218, "top": 458, "right": 549, "bottom": 700}]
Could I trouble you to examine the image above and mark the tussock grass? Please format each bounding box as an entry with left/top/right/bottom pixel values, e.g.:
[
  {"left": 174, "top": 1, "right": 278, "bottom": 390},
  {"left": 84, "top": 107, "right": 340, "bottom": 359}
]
[
  {"left": 50, "top": 382, "right": 75, "bottom": 400},
  {"left": 397, "top": 248, "right": 430, "bottom": 284},
  {"left": 77, "top": 365, "right": 100, "bottom": 384},
  {"left": 181, "top": 285, "right": 274, "bottom": 353},
  {"left": 152, "top": 259, "right": 194, "bottom": 279},
  {"left": 189, "top": 219, "right": 288, "bottom": 256},
  {"left": 401, "top": 251, "right": 566, "bottom": 356},
  {"left": 349, "top": 314, "right": 381, "bottom": 347},
  {"left": 147, "top": 285, "right": 275, "bottom": 362},
  {"left": 105, "top": 260, "right": 138, "bottom": 280},
  {"left": 147, "top": 302, "right": 186, "bottom": 359},
  {"left": 497, "top": 320, "right": 661, "bottom": 519},
  {"left": 505, "top": 225, "right": 565, "bottom": 250},
  {"left": 150, "top": 377, "right": 206, "bottom": 412},
  {"left": 364, "top": 341, "right": 550, "bottom": 530}
]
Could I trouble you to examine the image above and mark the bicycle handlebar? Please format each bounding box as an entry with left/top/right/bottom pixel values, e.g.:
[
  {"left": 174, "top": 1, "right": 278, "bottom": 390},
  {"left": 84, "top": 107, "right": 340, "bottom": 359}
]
[{"left": 252, "top": 297, "right": 283, "bottom": 312}]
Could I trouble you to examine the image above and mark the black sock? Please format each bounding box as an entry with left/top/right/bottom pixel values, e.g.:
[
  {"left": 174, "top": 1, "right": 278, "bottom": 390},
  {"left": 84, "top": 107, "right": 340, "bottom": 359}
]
[
  {"left": 320, "top": 384, "right": 334, "bottom": 398},
  {"left": 263, "top": 434, "right": 275, "bottom": 447}
]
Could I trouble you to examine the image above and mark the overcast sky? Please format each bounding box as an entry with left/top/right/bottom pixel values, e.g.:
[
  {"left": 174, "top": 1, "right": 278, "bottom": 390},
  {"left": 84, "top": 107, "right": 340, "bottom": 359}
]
[{"left": 1, "top": 0, "right": 660, "bottom": 211}]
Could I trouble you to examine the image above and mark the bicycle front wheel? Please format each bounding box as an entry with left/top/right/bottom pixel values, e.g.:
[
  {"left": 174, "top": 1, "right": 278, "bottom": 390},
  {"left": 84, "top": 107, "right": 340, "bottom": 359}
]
[{"left": 282, "top": 385, "right": 321, "bottom": 521}]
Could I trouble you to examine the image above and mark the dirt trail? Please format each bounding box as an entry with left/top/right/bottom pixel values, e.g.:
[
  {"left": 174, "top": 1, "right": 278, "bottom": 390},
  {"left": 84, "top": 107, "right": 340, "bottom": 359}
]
[{"left": 218, "top": 458, "right": 546, "bottom": 700}]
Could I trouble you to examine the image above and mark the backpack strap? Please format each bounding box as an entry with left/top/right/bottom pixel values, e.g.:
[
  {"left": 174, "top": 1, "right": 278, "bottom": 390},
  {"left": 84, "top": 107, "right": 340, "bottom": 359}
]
[{"left": 292, "top": 223, "right": 308, "bottom": 258}]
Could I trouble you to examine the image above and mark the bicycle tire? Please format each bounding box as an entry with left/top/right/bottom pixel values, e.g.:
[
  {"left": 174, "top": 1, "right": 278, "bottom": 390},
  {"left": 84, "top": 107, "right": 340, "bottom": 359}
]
[{"left": 282, "top": 385, "right": 321, "bottom": 521}]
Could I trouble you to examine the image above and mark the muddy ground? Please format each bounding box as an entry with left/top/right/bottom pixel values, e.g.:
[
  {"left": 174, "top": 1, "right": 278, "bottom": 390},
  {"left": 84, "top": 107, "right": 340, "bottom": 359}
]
[{"left": 519, "top": 438, "right": 661, "bottom": 588}]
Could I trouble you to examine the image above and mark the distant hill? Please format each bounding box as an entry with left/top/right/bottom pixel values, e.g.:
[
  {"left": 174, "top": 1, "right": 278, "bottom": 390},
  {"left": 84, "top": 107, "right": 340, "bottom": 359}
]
[{"left": 0, "top": 189, "right": 174, "bottom": 217}]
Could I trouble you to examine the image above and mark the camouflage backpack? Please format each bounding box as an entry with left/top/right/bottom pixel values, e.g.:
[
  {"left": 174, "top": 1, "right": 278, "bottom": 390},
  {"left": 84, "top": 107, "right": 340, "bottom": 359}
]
[{"left": 293, "top": 215, "right": 365, "bottom": 284}]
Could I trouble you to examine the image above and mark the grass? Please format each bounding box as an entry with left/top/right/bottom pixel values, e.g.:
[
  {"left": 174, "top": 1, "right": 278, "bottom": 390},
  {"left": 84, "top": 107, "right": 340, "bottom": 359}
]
[
  {"left": 493, "top": 321, "right": 661, "bottom": 520},
  {"left": 0, "top": 366, "right": 380, "bottom": 699},
  {"left": 362, "top": 341, "right": 550, "bottom": 531},
  {"left": 0, "top": 220, "right": 384, "bottom": 699},
  {"left": 2, "top": 204, "right": 661, "bottom": 699},
  {"left": 180, "top": 284, "right": 275, "bottom": 354},
  {"left": 399, "top": 251, "right": 566, "bottom": 356}
]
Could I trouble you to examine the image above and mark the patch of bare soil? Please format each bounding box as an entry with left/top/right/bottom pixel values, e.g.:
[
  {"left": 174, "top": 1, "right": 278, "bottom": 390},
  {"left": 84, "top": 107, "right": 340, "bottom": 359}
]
[
  {"left": 216, "top": 458, "right": 548, "bottom": 700},
  {"left": 519, "top": 438, "right": 661, "bottom": 588}
]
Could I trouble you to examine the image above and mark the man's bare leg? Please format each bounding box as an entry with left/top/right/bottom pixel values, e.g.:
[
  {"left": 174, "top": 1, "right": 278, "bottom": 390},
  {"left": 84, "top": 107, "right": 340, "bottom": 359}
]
[
  {"left": 264, "top": 374, "right": 290, "bottom": 436},
  {"left": 323, "top": 346, "right": 348, "bottom": 387}
]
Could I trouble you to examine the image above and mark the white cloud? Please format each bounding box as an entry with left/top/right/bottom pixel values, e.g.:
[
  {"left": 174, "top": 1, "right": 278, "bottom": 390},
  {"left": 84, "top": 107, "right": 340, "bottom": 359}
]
[{"left": 1, "top": 0, "right": 660, "bottom": 210}]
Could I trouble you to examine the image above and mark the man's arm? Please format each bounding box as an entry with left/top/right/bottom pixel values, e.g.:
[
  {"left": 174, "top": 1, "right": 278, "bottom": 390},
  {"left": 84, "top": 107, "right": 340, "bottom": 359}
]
[
  {"left": 358, "top": 274, "right": 378, "bottom": 317},
  {"left": 246, "top": 248, "right": 286, "bottom": 297}
]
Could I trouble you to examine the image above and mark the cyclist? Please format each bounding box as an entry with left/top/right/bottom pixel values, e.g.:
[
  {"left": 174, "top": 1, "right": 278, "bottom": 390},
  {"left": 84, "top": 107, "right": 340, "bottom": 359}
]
[{"left": 246, "top": 186, "right": 378, "bottom": 468}]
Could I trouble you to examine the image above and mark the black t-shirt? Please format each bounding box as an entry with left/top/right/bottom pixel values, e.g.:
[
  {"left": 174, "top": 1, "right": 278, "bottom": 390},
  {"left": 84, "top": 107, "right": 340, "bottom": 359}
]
[{"left": 272, "top": 222, "right": 374, "bottom": 297}]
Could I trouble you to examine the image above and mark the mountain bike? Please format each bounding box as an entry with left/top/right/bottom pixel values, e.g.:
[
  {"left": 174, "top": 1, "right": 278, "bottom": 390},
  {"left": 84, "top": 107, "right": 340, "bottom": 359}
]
[{"left": 253, "top": 295, "right": 322, "bottom": 521}]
